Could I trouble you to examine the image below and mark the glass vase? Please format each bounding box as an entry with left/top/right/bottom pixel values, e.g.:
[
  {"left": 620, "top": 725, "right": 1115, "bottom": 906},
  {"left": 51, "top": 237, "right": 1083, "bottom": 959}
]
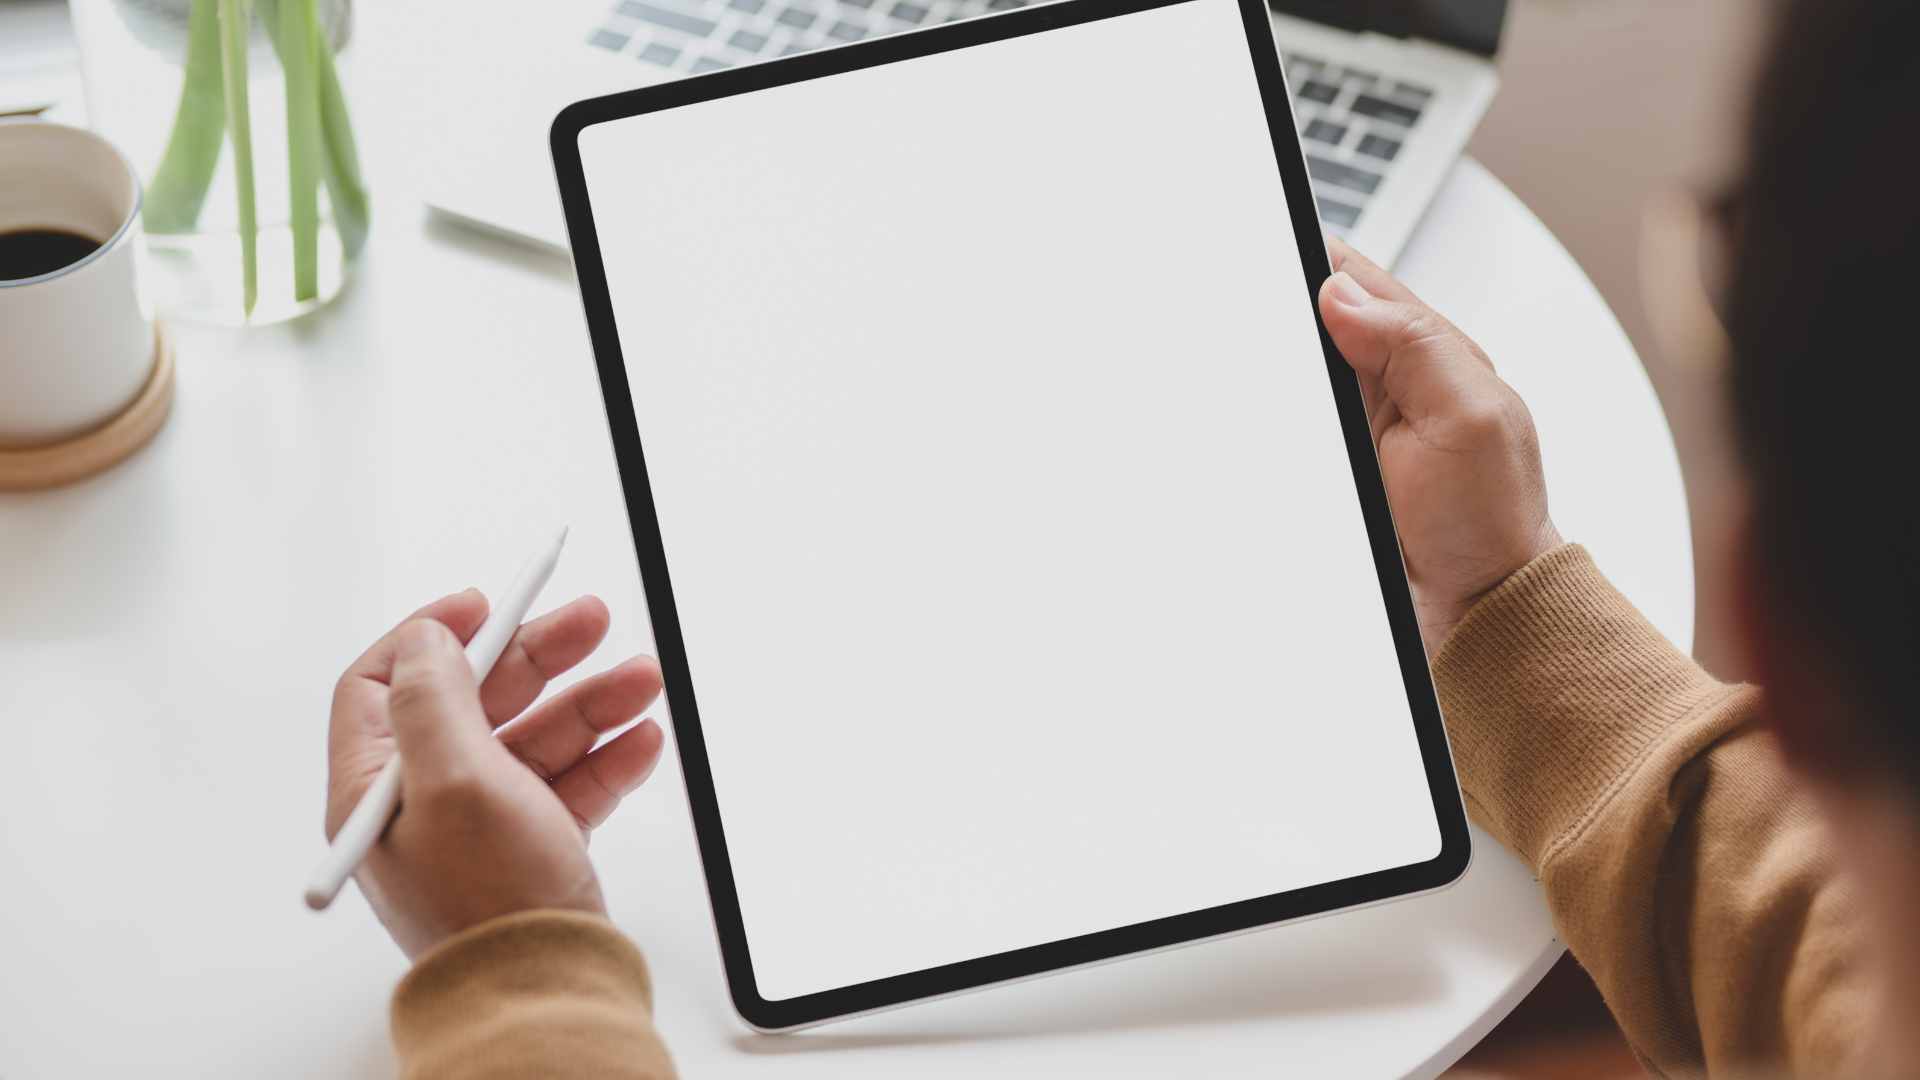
[{"left": 70, "top": 0, "right": 368, "bottom": 325}]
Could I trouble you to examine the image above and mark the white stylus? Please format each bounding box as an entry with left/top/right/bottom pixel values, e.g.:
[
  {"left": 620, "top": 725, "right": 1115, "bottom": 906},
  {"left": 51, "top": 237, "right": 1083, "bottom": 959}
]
[{"left": 303, "top": 526, "right": 570, "bottom": 911}]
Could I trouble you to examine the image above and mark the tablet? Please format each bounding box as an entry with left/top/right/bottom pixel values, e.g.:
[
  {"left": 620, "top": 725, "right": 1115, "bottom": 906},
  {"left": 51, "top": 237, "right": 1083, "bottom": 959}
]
[{"left": 551, "top": 0, "right": 1469, "bottom": 1031}]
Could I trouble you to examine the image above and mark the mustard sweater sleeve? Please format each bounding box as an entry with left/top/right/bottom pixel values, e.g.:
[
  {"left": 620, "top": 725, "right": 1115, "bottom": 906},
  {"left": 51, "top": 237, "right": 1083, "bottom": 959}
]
[
  {"left": 391, "top": 911, "right": 678, "bottom": 1080},
  {"left": 1431, "top": 544, "right": 1877, "bottom": 1077}
]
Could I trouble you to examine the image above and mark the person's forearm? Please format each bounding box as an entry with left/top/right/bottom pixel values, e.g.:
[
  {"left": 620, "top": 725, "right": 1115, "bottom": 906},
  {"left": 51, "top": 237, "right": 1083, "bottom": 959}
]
[
  {"left": 391, "top": 910, "right": 678, "bottom": 1080},
  {"left": 1433, "top": 545, "right": 1874, "bottom": 1076}
]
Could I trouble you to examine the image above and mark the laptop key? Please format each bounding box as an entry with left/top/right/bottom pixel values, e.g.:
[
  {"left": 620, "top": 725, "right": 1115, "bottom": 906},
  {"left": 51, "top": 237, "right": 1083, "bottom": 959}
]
[
  {"left": 1316, "top": 197, "right": 1362, "bottom": 228},
  {"left": 589, "top": 28, "right": 632, "bottom": 50},
  {"left": 826, "top": 19, "right": 866, "bottom": 39},
  {"left": 1392, "top": 81, "right": 1434, "bottom": 105},
  {"left": 776, "top": 6, "right": 816, "bottom": 28},
  {"left": 690, "top": 55, "right": 730, "bottom": 73},
  {"left": 617, "top": 0, "right": 718, "bottom": 37},
  {"left": 1351, "top": 94, "right": 1421, "bottom": 128},
  {"left": 986, "top": 0, "right": 1020, "bottom": 8},
  {"left": 891, "top": 2, "right": 930, "bottom": 23},
  {"left": 1306, "top": 155, "right": 1382, "bottom": 196},
  {"left": 728, "top": 0, "right": 766, "bottom": 10},
  {"left": 638, "top": 41, "right": 681, "bottom": 65},
  {"left": 1304, "top": 119, "right": 1347, "bottom": 146},
  {"left": 1297, "top": 80, "right": 1338, "bottom": 105},
  {"left": 1357, "top": 133, "right": 1401, "bottom": 161},
  {"left": 729, "top": 28, "right": 770, "bottom": 51}
]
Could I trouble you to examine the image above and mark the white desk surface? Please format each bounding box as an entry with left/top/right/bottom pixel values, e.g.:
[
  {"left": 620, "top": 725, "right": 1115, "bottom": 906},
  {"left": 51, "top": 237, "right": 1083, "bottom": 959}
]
[{"left": 0, "top": 17, "right": 1692, "bottom": 1077}]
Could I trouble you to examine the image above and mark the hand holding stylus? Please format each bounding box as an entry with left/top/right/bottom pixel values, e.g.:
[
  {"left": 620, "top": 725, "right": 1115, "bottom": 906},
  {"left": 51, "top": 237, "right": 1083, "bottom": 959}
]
[{"left": 311, "top": 537, "right": 667, "bottom": 957}]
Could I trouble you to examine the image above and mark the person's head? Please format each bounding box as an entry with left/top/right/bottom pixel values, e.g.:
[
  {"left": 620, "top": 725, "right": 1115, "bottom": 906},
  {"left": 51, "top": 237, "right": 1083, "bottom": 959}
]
[{"left": 1724, "top": 0, "right": 1920, "bottom": 1032}]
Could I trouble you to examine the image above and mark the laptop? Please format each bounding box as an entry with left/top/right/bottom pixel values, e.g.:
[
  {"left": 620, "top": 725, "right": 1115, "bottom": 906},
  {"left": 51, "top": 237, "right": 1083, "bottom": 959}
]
[{"left": 419, "top": 0, "right": 1505, "bottom": 266}]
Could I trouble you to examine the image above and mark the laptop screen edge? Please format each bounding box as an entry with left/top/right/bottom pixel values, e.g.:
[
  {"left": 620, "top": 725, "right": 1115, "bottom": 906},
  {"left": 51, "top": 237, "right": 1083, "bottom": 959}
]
[{"left": 1269, "top": 0, "right": 1509, "bottom": 57}]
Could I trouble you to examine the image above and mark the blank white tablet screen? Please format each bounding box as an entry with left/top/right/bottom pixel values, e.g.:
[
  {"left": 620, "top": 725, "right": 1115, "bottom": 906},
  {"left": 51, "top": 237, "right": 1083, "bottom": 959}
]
[{"left": 578, "top": 0, "right": 1441, "bottom": 1002}]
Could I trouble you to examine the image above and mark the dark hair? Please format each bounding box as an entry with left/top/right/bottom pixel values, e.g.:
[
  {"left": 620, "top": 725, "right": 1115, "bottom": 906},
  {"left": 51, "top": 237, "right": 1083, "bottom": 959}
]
[{"left": 1728, "top": 0, "right": 1920, "bottom": 772}]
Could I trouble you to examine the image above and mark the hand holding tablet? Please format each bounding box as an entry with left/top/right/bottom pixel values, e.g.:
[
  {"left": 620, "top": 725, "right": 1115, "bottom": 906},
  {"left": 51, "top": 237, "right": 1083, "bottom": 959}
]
[
  {"left": 553, "top": 0, "right": 1472, "bottom": 1030},
  {"left": 1317, "top": 238, "right": 1565, "bottom": 653}
]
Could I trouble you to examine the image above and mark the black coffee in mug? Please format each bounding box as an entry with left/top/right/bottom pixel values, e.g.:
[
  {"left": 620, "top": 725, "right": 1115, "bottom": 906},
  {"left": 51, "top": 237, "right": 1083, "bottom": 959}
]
[{"left": 0, "top": 228, "right": 103, "bottom": 281}]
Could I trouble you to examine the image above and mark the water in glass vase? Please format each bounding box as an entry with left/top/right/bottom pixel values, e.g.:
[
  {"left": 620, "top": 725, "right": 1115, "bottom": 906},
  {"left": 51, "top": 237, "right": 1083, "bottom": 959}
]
[{"left": 71, "top": 0, "right": 368, "bottom": 325}]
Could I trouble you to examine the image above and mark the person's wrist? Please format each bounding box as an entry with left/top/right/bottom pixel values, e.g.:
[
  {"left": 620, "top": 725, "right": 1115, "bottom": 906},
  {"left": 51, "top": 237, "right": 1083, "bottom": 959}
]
[{"left": 1419, "top": 519, "right": 1564, "bottom": 653}]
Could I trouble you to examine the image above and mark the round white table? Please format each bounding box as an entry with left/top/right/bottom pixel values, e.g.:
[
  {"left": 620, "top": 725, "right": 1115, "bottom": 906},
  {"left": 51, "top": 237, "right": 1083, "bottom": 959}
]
[{"left": 0, "top": 30, "right": 1692, "bottom": 1075}]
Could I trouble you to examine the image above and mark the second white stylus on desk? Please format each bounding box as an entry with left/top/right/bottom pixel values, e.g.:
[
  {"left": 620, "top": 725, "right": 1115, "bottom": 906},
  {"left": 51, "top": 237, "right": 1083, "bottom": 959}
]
[{"left": 302, "top": 525, "right": 570, "bottom": 911}]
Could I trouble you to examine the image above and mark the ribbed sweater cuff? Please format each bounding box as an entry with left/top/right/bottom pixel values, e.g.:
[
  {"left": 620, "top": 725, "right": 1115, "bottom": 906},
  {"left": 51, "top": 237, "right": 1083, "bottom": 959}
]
[
  {"left": 391, "top": 910, "right": 656, "bottom": 1070},
  {"left": 1431, "top": 543, "right": 1726, "bottom": 870}
]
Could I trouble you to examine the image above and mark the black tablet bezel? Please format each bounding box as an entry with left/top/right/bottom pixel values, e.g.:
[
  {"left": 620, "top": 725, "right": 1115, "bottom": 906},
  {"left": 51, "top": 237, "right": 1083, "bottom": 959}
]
[{"left": 551, "top": 0, "right": 1471, "bottom": 1032}]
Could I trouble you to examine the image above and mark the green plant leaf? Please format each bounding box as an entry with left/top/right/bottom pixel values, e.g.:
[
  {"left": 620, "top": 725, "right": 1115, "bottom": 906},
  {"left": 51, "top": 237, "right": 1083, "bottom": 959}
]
[
  {"left": 261, "top": 0, "right": 369, "bottom": 263},
  {"left": 315, "top": 42, "right": 369, "bottom": 259},
  {"left": 275, "top": 0, "right": 322, "bottom": 301},
  {"left": 217, "top": 0, "right": 257, "bottom": 316},
  {"left": 144, "top": 0, "right": 227, "bottom": 235}
]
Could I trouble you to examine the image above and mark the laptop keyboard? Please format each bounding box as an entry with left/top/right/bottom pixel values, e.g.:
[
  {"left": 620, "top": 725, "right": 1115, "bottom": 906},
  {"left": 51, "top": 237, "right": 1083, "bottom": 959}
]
[
  {"left": 586, "top": 0, "right": 1431, "bottom": 236},
  {"left": 1284, "top": 53, "right": 1432, "bottom": 235}
]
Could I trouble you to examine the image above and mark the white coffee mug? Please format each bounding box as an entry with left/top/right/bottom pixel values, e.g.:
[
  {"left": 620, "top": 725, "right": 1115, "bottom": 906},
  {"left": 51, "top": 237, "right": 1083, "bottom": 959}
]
[{"left": 0, "top": 119, "right": 155, "bottom": 446}]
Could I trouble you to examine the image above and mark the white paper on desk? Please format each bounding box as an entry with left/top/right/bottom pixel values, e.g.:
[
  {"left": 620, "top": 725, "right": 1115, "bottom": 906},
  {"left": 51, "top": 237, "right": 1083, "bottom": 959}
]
[{"left": 578, "top": 0, "right": 1440, "bottom": 1003}]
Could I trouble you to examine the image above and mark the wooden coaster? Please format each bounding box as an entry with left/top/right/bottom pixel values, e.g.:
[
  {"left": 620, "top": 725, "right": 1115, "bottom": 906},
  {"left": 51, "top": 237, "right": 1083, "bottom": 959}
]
[{"left": 0, "top": 323, "right": 176, "bottom": 492}]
